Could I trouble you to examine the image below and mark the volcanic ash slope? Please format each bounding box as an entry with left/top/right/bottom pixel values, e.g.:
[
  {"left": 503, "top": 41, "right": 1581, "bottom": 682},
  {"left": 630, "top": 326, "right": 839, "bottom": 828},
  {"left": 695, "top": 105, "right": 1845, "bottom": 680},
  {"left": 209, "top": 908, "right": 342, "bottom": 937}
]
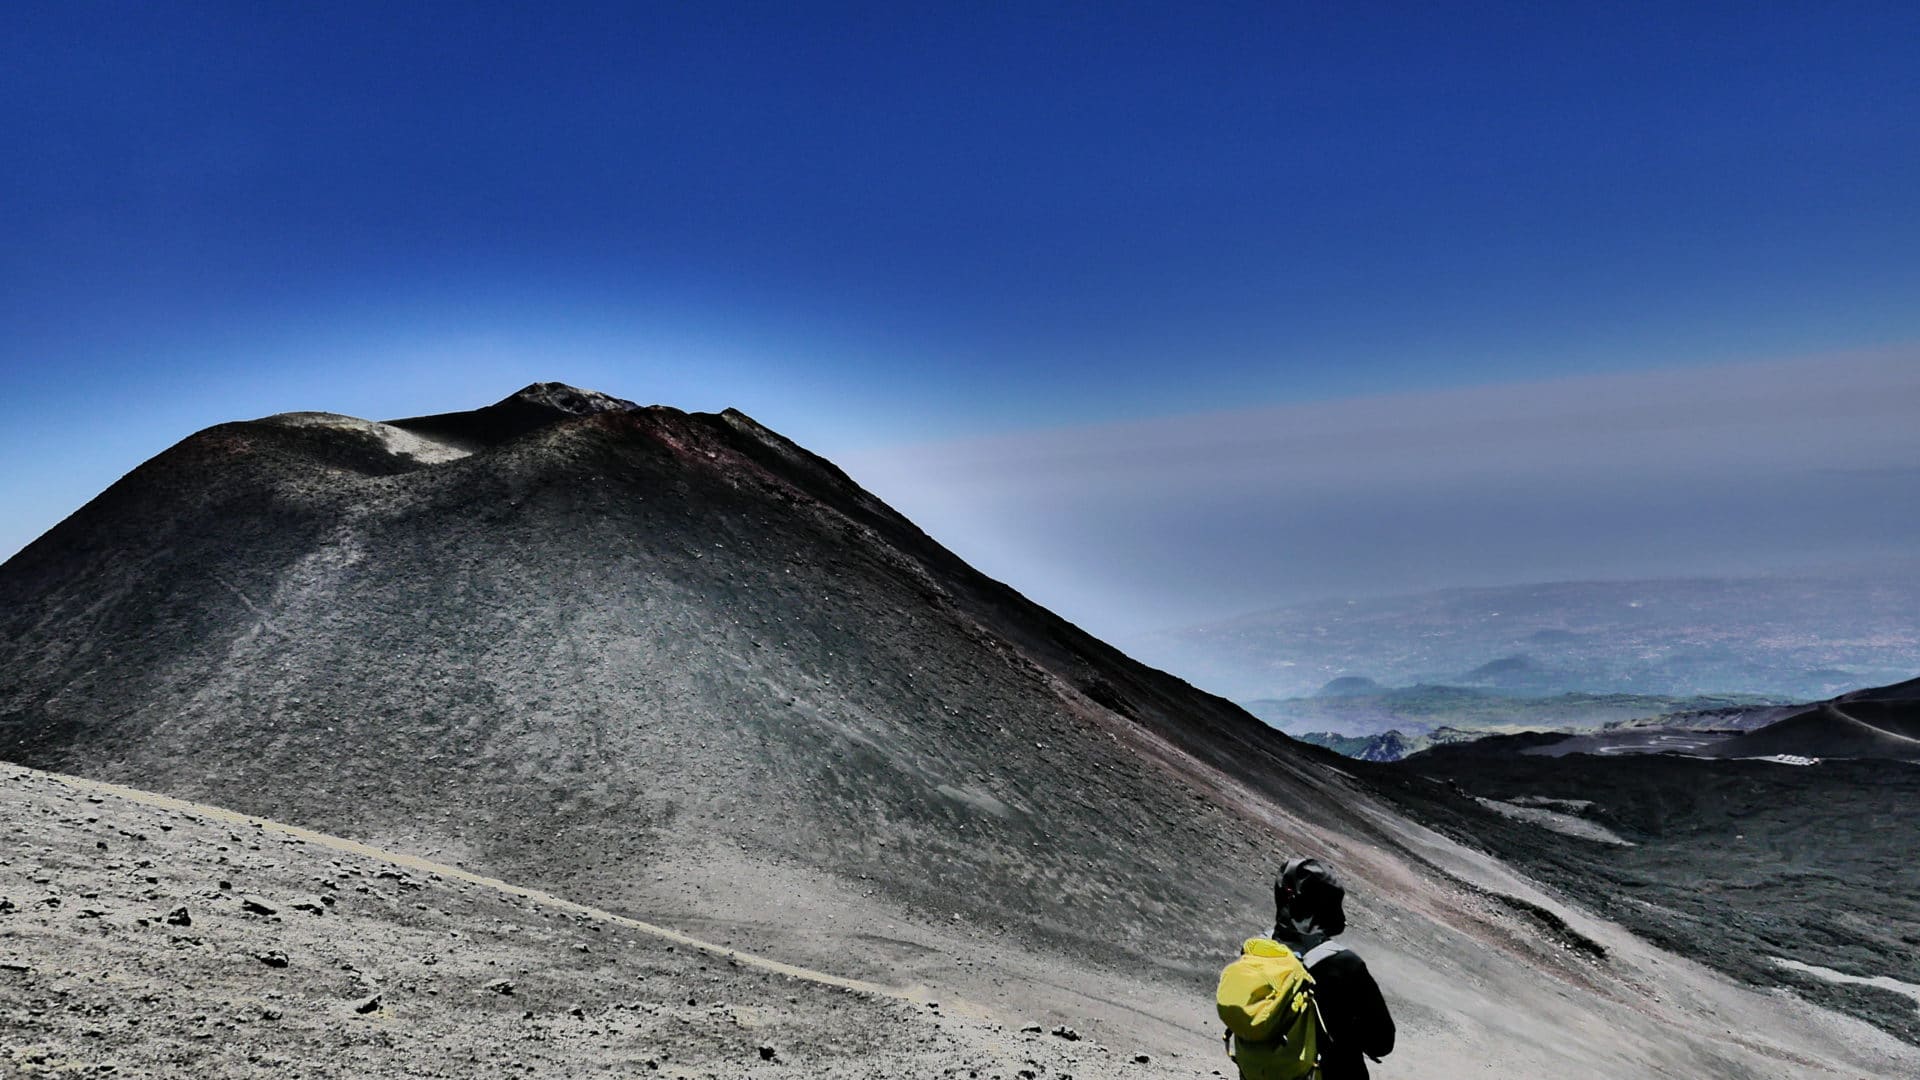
[
  {"left": 1, "top": 383, "right": 1913, "bottom": 1078},
  {"left": 0, "top": 761, "right": 1159, "bottom": 1079}
]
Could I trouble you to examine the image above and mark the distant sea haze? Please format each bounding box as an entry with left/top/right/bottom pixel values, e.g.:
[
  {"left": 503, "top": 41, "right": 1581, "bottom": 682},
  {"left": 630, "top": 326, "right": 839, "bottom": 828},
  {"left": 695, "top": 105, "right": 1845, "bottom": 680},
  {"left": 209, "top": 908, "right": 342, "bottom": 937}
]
[
  {"left": 1123, "top": 574, "right": 1920, "bottom": 704},
  {"left": 843, "top": 350, "right": 1920, "bottom": 638}
]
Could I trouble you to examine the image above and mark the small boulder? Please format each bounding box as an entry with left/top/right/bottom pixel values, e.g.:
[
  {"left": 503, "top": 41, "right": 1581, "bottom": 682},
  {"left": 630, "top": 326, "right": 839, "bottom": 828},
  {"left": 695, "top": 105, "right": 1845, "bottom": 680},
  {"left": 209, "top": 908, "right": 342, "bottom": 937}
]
[
  {"left": 165, "top": 907, "right": 192, "bottom": 927},
  {"left": 353, "top": 993, "right": 382, "bottom": 1015},
  {"left": 484, "top": 979, "right": 516, "bottom": 996}
]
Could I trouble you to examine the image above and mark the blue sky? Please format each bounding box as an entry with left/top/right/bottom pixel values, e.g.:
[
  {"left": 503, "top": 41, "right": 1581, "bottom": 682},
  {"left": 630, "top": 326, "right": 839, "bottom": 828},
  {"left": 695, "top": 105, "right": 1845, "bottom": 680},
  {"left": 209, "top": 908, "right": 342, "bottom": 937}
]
[{"left": 4, "top": 3, "right": 1918, "bottom": 635}]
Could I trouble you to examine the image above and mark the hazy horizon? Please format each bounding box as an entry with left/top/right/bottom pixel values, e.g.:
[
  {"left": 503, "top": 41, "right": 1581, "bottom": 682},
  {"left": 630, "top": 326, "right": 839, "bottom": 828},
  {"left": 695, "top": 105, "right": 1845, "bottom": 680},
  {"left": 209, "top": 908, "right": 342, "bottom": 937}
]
[{"left": 843, "top": 349, "right": 1920, "bottom": 635}]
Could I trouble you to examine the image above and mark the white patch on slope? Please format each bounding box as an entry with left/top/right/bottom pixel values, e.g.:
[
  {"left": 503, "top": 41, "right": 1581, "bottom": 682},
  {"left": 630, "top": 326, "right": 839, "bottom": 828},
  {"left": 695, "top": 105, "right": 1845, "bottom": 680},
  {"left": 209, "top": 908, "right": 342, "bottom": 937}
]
[
  {"left": 1774, "top": 957, "right": 1920, "bottom": 1014},
  {"left": 1474, "top": 796, "right": 1635, "bottom": 846},
  {"left": 264, "top": 411, "right": 473, "bottom": 465}
]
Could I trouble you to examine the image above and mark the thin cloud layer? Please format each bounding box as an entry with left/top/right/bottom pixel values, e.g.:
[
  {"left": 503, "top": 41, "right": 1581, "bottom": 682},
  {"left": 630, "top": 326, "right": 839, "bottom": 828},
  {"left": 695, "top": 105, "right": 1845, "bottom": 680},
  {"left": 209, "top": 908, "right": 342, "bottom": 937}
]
[{"left": 841, "top": 350, "right": 1920, "bottom": 636}]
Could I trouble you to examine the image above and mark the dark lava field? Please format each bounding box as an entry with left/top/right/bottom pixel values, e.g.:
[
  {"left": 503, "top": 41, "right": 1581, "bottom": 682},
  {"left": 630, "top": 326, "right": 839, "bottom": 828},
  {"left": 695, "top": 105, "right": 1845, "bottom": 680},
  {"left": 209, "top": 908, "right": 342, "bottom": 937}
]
[{"left": 1366, "top": 750, "right": 1920, "bottom": 1043}]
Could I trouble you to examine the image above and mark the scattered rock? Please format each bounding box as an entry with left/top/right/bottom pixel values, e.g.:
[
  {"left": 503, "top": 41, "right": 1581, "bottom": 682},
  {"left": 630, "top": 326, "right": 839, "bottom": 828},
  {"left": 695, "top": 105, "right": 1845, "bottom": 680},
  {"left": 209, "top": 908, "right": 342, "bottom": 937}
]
[
  {"left": 1051, "top": 1025, "right": 1081, "bottom": 1041},
  {"left": 758, "top": 1045, "right": 778, "bottom": 1062},
  {"left": 240, "top": 897, "right": 278, "bottom": 916},
  {"left": 1134, "top": 1054, "right": 1150, "bottom": 1064},
  {"left": 165, "top": 907, "right": 192, "bottom": 927},
  {"left": 485, "top": 978, "right": 516, "bottom": 995},
  {"left": 353, "top": 993, "right": 382, "bottom": 1015},
  {"left": 1020, "top": 1024, "right": 1043, "bottom": 1034},
  {"left": 255, "top": 951, "right": 290, "bottom": 968}
]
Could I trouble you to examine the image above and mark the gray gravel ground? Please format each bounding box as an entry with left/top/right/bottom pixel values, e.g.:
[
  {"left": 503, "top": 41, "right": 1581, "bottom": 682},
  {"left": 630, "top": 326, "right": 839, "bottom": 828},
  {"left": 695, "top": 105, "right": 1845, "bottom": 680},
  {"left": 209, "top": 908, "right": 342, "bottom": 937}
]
[{"left": 0, "top": 764, "right": 1201, "bottom": 1080}]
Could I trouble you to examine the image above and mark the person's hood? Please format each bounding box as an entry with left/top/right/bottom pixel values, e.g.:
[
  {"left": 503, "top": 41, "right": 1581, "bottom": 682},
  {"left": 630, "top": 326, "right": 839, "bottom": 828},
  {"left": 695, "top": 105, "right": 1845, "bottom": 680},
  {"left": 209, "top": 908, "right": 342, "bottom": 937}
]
[{"left": 1273, "top": 856, "right": 1347, "bottom": 947}]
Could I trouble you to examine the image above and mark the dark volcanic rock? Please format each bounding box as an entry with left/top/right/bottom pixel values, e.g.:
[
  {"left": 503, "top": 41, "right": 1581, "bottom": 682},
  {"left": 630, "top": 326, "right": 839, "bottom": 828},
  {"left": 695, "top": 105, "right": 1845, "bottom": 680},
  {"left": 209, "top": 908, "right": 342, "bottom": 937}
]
[
  {"left": 1700, "top": 679, "right": 1920, "bottom": 762},
  {"left": 1366, "top": 750, "right": 1920, "bottom": 1043}
]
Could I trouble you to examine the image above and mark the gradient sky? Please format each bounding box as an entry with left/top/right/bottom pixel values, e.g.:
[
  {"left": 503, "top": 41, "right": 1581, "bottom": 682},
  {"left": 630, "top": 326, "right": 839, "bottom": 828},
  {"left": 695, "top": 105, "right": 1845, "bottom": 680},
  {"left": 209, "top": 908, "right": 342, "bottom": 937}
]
[{"left": 4, "top": 3, "right": 1918, "bottom": 637}]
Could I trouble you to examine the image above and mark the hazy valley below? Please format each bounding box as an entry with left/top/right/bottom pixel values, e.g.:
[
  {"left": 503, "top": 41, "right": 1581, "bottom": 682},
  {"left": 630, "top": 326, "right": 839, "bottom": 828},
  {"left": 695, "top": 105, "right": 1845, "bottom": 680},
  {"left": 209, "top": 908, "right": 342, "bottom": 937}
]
[{"left": 1131, "top": 576, "right": 1920, "bottom": 705}]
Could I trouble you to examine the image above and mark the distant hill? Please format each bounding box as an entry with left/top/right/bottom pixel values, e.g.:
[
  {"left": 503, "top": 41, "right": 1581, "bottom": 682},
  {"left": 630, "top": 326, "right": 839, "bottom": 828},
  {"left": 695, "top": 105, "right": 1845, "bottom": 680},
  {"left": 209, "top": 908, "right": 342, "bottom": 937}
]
[
  {"left": 1458, "top": 654, "right": 1558, "bottom": 694},
  {"left": 1242, "top": 685, "right": 1776, "bottom": 740},
  {"left": 1702, "top": 678, "right": 1920, "bottom": 762},
  {"left": 1465, "top": 655, "right": 1539, "bottom": 679},
  {"left": 1296, "top": 726, "right": 1485, "bottom": 762},
  {"left": 1127, "top": 577, "right": 1920, "bottom": 701},
  {"left": 1405, "top": 675, "right": 1920, "bottom": 764},
  {"left": 1702, "top": 705, "right": 1919, "bottom": 761},
  {"left": 1296, "top": 729, "right": 1418, "bottom": 761}
]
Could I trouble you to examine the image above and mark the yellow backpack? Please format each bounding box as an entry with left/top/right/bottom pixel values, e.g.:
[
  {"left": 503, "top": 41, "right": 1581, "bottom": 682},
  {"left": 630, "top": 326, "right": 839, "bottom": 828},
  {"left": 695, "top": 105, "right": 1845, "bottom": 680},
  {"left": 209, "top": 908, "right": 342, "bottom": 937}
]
[{"left": 1216, "top": 937, "right": 1320, "bottom": 1080}]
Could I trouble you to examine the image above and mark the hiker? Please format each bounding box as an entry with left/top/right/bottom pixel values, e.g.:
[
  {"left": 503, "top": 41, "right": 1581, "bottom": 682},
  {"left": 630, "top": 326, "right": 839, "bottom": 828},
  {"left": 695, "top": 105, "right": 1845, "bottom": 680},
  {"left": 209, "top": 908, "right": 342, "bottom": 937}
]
[{"left": 1217, "top": 857, "right": 1395, "bottom": 1079}]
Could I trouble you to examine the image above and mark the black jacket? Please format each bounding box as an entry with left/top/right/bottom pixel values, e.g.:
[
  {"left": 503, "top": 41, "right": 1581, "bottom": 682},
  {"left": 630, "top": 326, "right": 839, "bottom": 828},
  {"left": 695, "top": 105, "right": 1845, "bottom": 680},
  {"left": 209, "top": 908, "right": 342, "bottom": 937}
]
[
  {"left": 1302, "top": 943, "right": 1394, "bottom": 1080},
  {"left": 1270, "top": 858, "right": 1394, "bottom": 1080}
]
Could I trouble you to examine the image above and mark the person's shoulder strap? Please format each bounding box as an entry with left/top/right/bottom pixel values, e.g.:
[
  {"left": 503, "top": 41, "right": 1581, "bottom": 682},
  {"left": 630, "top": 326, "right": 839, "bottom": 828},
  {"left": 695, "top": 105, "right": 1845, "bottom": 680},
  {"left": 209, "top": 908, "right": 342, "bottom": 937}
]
[{"left": 1302, "top": 940, "right": 1348, "bottom": 968}]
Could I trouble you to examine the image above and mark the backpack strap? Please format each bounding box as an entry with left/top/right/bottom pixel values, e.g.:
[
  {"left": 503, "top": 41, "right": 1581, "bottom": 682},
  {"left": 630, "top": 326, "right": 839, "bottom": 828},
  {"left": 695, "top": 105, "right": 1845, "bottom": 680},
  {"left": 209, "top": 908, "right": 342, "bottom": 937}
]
[
  {"left": 1300, "top": 939, "right": 1345, "bottom": 1058},
  {"left": 1301, "top": 940, "right": 1347, "bottom": 968}
]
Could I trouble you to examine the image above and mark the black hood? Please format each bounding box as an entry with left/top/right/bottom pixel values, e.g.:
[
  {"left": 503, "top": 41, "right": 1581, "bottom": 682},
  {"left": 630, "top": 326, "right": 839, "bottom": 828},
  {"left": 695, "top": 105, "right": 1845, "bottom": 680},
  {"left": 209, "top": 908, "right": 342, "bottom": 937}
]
[{"left": 1274, "top": 857, "right": 1347, "bottom": 945}]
